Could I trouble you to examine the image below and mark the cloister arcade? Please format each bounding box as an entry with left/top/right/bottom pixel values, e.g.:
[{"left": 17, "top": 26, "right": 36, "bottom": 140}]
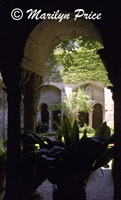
[{"left": 0, "top": 1, "right": 121, "bottom": 200}]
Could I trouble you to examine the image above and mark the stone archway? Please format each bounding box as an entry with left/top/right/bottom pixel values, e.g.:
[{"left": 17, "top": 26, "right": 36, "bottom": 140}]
[
  {"left": 39, "top": 85, "right": 61, "bottom": 105},
  {"left": 0, "top": 4, "right": 120, "bottom": 200},
  {"left": 19, "top": 15, "right": 108, "bottom": 199},
  {"left": 37, "top": 85, "right": 61, "bottom": 132},
  {"left": 72, "top": 81, "right": 106, "bottom": 128},
  {"left": 21, "top": 14, "right": 104, "bottom": 134},
  {"left": 21, "top": 15, "right": 103, "bottom": 76}
]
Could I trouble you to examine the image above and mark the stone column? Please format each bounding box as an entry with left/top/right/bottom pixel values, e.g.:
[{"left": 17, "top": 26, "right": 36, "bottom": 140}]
[
  {"left": 102, "top": 106, "right": 105, "bottom": 122},
  {"left": 48, "top": 111, "right": 53, "bottom": 132},
  {"left": 1, "top": 67, "right": 24, "bottom": 200},
  {"left": 113, "top": 87, "right": 121, "bottom": 200},
  {"left": 61, "top": 91, "right": 66, "bottom": 119},
  {"left": 23, "top": 73, "right": 42, "bottom": 132},
  {"left": 99, "top": 48, "right": 121, "bottom": 200}
]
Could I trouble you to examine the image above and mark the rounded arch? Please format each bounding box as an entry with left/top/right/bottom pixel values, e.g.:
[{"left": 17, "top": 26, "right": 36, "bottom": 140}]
[
  {"left": 92, "top": 103, "right": 103, "bottom": 129},
  {"left": 72, "top": 81, "right": 105, "bottom": 108},
  {"left": 39, "top": 85, "right": 61, "bottom": 106},
  {"left": 21, "top": 16, "right": 103, "bottom": 76},
  {"left": 40, "top": 84, "right": 61, "bottom": 92},
  {"left": 72, "top": 80, "right": 105, "bottom": 92}
]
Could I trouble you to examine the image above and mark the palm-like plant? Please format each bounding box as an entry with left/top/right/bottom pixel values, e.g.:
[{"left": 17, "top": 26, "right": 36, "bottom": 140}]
[
  {"left": 20, "top": 114, "right": 114, "bottom": 200},
  {"left": 48, "top": 114, "right": 114, "bottom": 200}
]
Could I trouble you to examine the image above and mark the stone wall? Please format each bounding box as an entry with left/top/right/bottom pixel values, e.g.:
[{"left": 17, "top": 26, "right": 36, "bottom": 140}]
[
  {"left": 39, "top": 85, "right": 61, "bottom": 106},
  {"left": 37, "top": 80, "right": 114, "bottom": 131},
  {"left": 0, "top": 81, "right": 114, "bottom": 137}
]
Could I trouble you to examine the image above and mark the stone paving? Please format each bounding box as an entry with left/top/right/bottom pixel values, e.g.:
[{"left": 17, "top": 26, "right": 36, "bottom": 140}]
[
  {"left": 86, "top": 167, "right": 114, "bottom": 200},
  {"left": 39, "top": 166, "right": 114, "bottom": 200},
  {"left": 0, "top": 165, "right": 113, "bottom": 200}
]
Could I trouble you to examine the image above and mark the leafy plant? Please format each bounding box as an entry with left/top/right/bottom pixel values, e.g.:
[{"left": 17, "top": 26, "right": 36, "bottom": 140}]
[
  {"left": 50, "top": 114, "right": 79, "bottom": 149},
  {"left": 49, "top": 89, "right": 92, "bottom": 124},
  {"left": 20, "top": 116, "right": 114, "bottom": 200},
  {"left": 47, "top": 37, "right": 111, "bottom": 86},
  {"left": 48, "top": 102, "right": 62, "bottom": 112},
  {"left": 80, "top": 124, "right": 95, "bottom": 136},
  {"left": 36, "top": 122, "right": 49, "bottom": 133},
  {"left": 63, "top": 89, "right": 92, "bottom": 123},
  {"left": 48, "top": 115, "right": 114, "bottom": 200}
]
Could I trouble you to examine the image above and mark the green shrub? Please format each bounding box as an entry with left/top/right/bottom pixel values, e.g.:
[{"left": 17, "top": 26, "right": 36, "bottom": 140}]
[
  {"left": 36, "top": 122, "right": 49, "bottom": 133},
  {"left": 79, "top": 124, "right": 95, "bottom": 136}
]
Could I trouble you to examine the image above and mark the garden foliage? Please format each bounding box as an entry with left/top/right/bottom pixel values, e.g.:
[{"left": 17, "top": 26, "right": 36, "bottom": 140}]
[{"left": 47, "top": 37, "right": 111, "bottom": 86}]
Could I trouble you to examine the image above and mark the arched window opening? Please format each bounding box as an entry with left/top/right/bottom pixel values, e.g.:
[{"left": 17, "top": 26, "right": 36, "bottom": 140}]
[
  {"left": 78, "top": 111, "right": 89, "bottom": 127},
  {"left": 92, "top": 103, "right": 103, "bottom": 130},
  {"left": 40, "top": 103, "right": 49, "bottom": 132},
  {"left": 53, "top": 110, "right": 61, "bottom": 131}
]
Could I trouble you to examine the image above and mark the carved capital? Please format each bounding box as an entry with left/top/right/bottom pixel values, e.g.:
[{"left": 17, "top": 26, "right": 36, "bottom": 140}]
[{"left": 19, "top": 68, "right": 32, "bottom": 94}]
